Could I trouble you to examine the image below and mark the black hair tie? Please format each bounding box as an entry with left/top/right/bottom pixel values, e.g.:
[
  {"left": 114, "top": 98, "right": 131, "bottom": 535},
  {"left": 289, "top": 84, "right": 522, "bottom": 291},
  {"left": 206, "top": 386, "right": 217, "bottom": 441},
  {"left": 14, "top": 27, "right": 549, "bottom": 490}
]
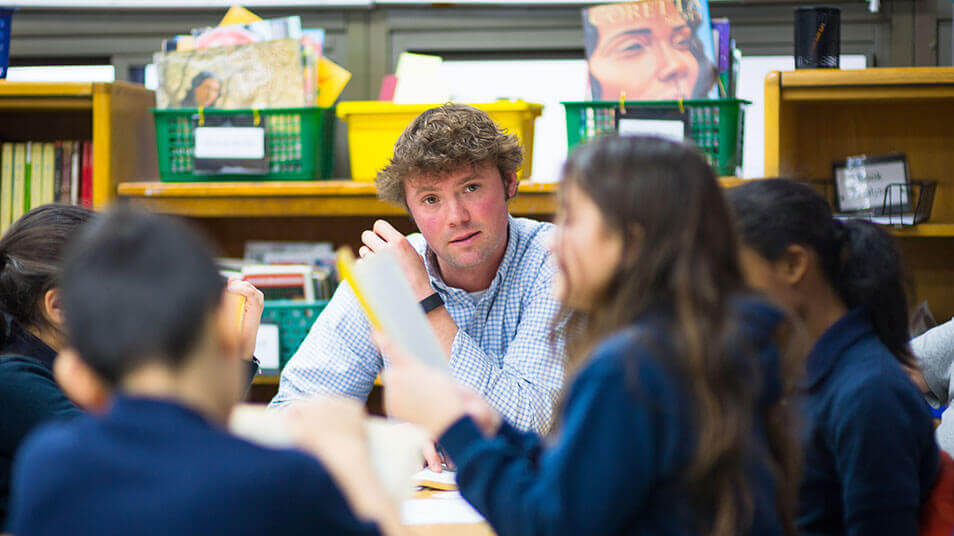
[{"left": 832, "top": 218, "right": 849, "bottom": 245}]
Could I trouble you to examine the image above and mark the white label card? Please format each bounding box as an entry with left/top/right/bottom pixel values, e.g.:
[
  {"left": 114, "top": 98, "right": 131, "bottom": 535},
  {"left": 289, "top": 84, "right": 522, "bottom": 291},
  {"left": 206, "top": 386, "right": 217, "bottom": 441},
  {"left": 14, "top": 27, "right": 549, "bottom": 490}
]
[
  {"left": 254, "top": 323, "right": 281, "bottom": 371},
  {"left": 194, "top": 127, "right": 265, "bottom": 159},
  {"left": 618, "top": 119, "right": 685, "bottom": 142}
]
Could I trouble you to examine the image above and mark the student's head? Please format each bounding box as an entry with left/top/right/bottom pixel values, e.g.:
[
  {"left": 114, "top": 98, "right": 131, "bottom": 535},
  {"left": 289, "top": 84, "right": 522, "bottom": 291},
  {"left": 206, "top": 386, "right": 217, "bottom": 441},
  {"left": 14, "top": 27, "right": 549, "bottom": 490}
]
[
  {"left": 583, "top": 0, "right": 716, "bottom": 100},
  {"left": 727, "top": 179, "right": 914, "bottom": 366},
  {"left": 554, "top": 136, "right": 742, "bottom": 320},
  {"left": 553, "top": 136, "right": 797, "bottom": 536},
  {"left": 376, "top": 103, "right": 522, "bottom": 272},
  {"left": 59, "top": 209, "right": 246, "bottom": 415},
  {"left": 0, "top": 204, "right": 96, "bottom": 351}
]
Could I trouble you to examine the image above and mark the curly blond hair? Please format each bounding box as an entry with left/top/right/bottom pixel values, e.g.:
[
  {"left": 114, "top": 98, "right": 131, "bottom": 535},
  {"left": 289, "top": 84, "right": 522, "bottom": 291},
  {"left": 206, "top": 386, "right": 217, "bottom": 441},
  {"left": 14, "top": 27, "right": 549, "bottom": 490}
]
[{"left": 375, "top": 103, "right": 524, "bottom": 207}]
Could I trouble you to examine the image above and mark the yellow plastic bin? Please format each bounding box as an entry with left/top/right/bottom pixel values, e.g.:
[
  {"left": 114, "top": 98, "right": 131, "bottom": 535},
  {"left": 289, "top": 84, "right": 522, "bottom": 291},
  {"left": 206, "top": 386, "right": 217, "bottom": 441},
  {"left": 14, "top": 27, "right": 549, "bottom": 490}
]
[{"left": 336, "top": 100, "right": 543, "bottom": 182}]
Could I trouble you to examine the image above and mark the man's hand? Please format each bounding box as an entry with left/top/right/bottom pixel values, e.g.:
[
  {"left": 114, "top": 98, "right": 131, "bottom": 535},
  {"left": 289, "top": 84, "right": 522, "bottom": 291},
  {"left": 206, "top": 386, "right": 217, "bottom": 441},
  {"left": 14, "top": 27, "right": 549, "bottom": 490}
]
[
  {"left": 359, "top": 219, "right": 434, "bottom": 301},
  {"left": 226, "top": 278, "right": 265, "bottom": 361}
]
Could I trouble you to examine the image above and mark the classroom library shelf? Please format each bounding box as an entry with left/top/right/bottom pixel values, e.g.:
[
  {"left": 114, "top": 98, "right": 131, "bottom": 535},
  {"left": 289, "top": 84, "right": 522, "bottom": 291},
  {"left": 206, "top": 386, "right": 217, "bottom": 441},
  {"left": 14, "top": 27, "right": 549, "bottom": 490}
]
[
  {"left": 0, "top": 81, "right": 158, "bottom": 208},
  {"left": 764, "top": 66, "right": 954, "bottom": 320}
]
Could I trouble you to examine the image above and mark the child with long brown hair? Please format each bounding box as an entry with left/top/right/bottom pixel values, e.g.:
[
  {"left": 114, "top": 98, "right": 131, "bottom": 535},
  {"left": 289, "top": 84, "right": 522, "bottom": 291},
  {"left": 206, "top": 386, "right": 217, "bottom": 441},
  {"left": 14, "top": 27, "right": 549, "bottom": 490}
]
[{"left": 368, "top": 136, "right": 801, "bottom": 535}]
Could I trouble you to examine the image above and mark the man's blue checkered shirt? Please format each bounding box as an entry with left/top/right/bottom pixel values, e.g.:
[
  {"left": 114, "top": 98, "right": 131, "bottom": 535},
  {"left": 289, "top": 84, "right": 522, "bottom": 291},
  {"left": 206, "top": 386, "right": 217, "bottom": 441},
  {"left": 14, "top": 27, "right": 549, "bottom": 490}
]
[{"left": 269, "top": 216, "right": 566, "bottom": 432}]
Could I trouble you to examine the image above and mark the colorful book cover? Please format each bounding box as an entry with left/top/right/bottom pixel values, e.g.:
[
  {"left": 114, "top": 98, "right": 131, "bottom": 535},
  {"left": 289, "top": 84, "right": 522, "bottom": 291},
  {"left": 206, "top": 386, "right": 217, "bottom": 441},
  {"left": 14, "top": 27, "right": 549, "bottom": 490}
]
[
  {"left": 0, "top": 143, "right": 12, "bottom": 232},
  {"left": 155, "top": 38, "right": 307, "bottom": 109},
  {"left": 582, "top": 0, "right": 719, "bottom": 101}
]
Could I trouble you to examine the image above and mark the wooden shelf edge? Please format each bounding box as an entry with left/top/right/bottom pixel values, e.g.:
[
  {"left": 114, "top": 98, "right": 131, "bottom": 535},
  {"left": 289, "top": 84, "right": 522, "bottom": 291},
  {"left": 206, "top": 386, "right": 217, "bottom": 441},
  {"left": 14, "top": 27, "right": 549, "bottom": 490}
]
[
  {"left": 779, "top": 67, "right": 954, "bottom": 88},
  {"left": 0, "top": 81, "right": 95, "bottom": 97},
  {"left": 118, "top": 178, "right": 743, "bottom": 218},
  {"left": 117, "top": 180, "right": 559, "bottom": 198},
  {"left": 889, "top": 223, "right": 954, "bottom": 238}
]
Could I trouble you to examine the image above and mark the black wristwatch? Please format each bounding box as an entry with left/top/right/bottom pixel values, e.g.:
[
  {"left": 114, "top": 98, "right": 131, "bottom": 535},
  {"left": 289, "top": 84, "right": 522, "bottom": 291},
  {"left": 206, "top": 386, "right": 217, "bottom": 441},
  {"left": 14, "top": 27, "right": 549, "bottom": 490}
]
[{"left": 419, "top": 292, "right": 444, "bottom": 314}]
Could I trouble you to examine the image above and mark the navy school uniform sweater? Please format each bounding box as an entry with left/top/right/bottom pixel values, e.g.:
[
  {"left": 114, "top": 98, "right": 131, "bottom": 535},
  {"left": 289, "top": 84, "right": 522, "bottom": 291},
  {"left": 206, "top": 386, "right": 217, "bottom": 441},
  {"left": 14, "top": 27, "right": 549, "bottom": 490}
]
[
  {"left": 796, "top": 308, "right": 939, "bottom": 536},
  {"left": 439, "top": 298, "right": 789, "bottom": 536},
  {"left": 5, "top": 395, "right": 379, "bottom": 536},
  {"left": 0, "top": 313, "right": 260, "bottom": 526},
  {"left": 0, "top": 316, "right": 81, "bottom": 524}
]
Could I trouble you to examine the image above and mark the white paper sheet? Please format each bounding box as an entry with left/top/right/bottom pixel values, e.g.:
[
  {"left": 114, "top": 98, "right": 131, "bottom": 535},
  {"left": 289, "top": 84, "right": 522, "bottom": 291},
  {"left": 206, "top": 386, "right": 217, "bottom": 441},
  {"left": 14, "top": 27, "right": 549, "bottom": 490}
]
[{"left": 400, "top": 495, "right": 485, "bottom": 525}]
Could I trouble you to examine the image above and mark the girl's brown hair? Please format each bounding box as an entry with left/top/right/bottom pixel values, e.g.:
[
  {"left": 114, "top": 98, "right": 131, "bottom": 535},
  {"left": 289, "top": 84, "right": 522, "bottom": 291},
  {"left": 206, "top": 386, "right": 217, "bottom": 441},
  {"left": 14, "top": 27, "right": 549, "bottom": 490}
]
[{"left": 556, "top": 136, "right": 799, "bottom": 536}]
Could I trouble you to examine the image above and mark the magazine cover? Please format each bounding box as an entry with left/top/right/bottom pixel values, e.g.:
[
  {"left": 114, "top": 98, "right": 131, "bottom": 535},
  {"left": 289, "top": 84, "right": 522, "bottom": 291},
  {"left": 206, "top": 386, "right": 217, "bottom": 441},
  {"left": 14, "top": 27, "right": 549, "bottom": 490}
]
[
  {"left": 155, "top": 38, "right": 306, "bottom": 109},
  {"left": 582, "top": 0, "right": 719, "bottom": 101}
]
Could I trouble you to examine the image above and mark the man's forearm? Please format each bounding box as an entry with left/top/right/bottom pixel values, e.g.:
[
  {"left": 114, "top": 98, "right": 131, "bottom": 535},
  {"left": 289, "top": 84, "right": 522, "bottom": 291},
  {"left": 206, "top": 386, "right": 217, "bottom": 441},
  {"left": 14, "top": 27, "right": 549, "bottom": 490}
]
[{"left": 426, "top": 306, "right": 459, "bottom": 359}]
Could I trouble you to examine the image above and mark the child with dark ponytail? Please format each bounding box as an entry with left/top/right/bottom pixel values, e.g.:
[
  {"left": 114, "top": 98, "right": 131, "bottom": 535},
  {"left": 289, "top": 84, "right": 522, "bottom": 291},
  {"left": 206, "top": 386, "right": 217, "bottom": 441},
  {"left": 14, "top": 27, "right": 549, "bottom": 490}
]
[{"left": 727, "top": 179, "right": 939, "bottom": 536}]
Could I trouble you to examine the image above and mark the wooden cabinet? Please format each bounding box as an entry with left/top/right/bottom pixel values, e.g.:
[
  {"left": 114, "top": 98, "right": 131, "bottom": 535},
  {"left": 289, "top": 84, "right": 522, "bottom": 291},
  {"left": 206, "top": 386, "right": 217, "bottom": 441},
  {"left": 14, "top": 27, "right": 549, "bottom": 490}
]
[
  {"left": 0, "top": 81, "right": 158, "bottom": 208},
  {"left": 764, "top": 67, "right": 954, "bottom": 319}
]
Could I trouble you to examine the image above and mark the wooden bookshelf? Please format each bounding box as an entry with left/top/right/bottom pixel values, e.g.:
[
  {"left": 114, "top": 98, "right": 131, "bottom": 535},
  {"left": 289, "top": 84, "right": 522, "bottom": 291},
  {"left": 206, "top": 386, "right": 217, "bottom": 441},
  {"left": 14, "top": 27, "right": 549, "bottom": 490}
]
[
  {"left": 0, "top": 81, "right": 158, "bottom": 208},
  {"left": 116, "top": 180, "right": 559, "bottom": 218},
  {"left": 764, "top": 67, "right": 954, "bottom": 319}
]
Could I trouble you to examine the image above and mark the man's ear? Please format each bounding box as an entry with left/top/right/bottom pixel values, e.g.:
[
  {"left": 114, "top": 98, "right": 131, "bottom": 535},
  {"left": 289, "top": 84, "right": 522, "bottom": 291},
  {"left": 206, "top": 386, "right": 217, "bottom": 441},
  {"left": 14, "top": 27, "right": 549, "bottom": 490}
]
[
  {"left": 505, "top": 171, "right": 519, "bottom": 200},
  {"left": 778, "top": 244, "right": 811, "bottom": 287},
  {"left": 42, "top": 288, "right": 64, "bottom": 329},
  {"left": 54, "top": 348, "right": 110, "bottom": 413}
]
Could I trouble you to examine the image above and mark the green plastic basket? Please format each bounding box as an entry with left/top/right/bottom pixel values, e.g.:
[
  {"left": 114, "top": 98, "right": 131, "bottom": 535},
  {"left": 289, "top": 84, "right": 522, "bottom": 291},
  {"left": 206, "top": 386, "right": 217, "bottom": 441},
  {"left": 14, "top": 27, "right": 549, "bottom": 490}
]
[
  {"left": 562, "top": 99, "right": 749, "bottom": 176},
  {"left": 153, "top": 106, "right": 336, "bottom": 181},
  {"left": 260, "top": 300, "right": 329, "bottom": 370}
]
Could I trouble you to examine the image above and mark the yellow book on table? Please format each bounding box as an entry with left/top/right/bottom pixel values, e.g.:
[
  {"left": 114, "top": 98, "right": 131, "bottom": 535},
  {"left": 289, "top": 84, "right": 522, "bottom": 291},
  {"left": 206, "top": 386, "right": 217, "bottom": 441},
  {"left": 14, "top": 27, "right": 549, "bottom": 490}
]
[
  {"left": 0, "top": 143, "right": 13, "bottom": 233},
  {"left": 11, "top": 143, "right": 26, "bottom": 222}
]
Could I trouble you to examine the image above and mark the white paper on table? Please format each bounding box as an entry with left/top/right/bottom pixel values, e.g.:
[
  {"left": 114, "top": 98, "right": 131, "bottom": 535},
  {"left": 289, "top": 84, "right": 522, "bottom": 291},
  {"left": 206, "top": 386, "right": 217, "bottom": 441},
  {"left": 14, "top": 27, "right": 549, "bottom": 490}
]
[
  {"left": 400, "top": 495, "right": 485, "bottom": 525},
  {"left": 228, "top": 406, "right": 426, "bottom": 503}
]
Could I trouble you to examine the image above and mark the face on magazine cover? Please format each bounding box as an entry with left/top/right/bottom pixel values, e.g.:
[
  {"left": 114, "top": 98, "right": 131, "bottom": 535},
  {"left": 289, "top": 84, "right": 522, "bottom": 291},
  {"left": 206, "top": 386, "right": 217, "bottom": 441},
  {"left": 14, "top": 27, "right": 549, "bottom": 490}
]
[{"left": 586, "top": 0, "right": 709, "bottom": 101}]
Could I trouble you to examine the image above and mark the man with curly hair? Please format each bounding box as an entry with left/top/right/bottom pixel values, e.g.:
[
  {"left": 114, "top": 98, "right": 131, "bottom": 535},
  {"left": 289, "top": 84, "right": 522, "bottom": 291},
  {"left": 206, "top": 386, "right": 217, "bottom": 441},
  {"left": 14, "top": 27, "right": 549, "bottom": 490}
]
[{"left": 271, "top": 104, "right": 564, "bottom": 460}]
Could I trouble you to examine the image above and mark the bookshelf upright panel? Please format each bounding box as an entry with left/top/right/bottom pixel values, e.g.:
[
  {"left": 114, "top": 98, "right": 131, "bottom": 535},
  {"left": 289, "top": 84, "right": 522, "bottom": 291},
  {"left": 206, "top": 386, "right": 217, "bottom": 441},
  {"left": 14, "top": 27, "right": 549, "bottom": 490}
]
[{"left": 764, "top": 67, "right": 954, "bottom": 320}]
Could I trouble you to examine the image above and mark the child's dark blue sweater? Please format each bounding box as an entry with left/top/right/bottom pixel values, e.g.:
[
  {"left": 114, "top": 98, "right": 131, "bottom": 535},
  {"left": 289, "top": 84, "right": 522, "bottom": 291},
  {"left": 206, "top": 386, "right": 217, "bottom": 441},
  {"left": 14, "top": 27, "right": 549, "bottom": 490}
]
[
  {"left": 796, "top": 308, "right": 939, "bottom": 535},
  {"left": 439, "top": 298, "right": 789, "bottom": 535},
  {"left": 5, "top": 395, "right": 379, "bottom": 536}
]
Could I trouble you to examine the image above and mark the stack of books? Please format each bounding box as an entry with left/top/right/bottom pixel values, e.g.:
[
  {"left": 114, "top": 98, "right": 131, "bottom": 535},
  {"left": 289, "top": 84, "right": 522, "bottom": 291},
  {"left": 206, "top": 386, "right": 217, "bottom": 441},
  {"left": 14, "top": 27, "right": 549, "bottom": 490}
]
[{"left": 0, "top": 140, "right": 92, "bottom": 233}]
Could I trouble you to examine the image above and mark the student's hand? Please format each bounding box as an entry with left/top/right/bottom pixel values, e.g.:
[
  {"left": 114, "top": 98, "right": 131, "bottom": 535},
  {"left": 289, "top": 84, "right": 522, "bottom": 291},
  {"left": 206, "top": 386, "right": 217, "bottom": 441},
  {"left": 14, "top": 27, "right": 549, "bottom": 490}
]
[
  {"left": 376, "top": 331, "right": 467, "bottom": 438},
  {"left": 904, "top": 363, "right": 931, "bottom": 394},
  {"left": 227, "top": 278, "right": 265, "bottom": 361},
  {"left": 422, "top": 441, "right": 457, "bottom": 473},
  {"left": 359, "top": 220, "right": 434, "bottom": 301}
]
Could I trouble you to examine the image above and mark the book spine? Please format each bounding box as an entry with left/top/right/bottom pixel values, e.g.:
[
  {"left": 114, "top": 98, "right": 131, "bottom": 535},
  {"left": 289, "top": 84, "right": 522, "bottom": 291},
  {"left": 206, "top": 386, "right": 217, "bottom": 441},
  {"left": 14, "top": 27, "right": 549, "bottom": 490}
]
[
  {"left": 53, "top": 142, "right": 63, "bottom": 204},
  {"left": 0, "top": 143, "right": 12, "bottom": 233},
  {"left": 80, "top": 141, "right": 93, "bottom": 208},
  {"left": 43, "top": 142, "right": 55, "bottom": 205},
  {"left": 23, "top": 142, "right": 33, "bottom": 215},
  {"left": 12, "top": 143, "right": 25, "bottom": 222},
  {"left": 712, "top": 19, "right": 731, "bottom": 74},
  {"left": 70, "top": 141, "right": 80, "bottom": 206}
]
